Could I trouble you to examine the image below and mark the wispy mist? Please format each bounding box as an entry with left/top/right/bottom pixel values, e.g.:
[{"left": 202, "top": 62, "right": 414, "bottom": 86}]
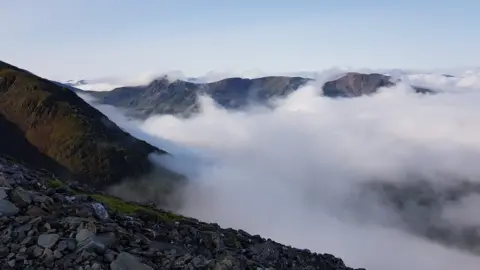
[{"left": 80, "top": 71, "right": 480, "bottom": 270}]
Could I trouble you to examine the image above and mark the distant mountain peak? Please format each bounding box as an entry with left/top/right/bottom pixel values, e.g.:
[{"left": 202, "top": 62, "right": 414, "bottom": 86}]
[
  {"left": 73, "top": 72, "right": 434, "bottom": 119},
  {"left": 323, "top": 72, "right": 433, "bottom": 97}
]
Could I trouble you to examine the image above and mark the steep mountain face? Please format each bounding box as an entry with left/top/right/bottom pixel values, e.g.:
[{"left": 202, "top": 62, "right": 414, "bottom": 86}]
[
  {"left": 79, "top": 73, "right": 433, "bottom": 119},
  {"left": 0, "top": 60, "right": 175, "bottom": 188}
]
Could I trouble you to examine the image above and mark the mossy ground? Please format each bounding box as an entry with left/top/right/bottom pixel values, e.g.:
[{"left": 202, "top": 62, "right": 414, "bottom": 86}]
[
  {"left": 89, "top": 194, "right": 183, "bottom": 221},
  {"left": 46, "top": 178, "right": 64, "bottom": 189},
  {"left": 45, "top": 178, "right": 182, "bottom": 222}
]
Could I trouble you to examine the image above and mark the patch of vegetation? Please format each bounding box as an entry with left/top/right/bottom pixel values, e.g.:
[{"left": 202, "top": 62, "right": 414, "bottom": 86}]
[
  {"left": 46, "top": 178, "right": 179, "bottom": 220},
  {"left": 88, "top": 193, "right": 183, "bottom": 222},
  {"left": 46, "top": 178, "right": 65, "bottom": 189}
]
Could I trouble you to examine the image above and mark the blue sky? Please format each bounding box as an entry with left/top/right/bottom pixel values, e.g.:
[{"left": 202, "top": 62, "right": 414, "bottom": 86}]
[{"left": 0, "top": 1, "right": 478, "bottom": 80}]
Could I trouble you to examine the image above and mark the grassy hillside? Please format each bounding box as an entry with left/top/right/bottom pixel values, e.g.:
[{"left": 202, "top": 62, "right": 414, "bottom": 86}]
[{"left": 0, "top": 60, "right": 173, "bottom": 188}]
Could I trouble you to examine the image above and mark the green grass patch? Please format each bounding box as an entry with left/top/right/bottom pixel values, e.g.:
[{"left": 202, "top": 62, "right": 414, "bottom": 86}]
[
  {"left": 44, "top": 177, "right": 182, "bottom": 222},
  {"left": 88, "top": 193, "right": 183, "bottom": 222},
  {"left": 46, "top": 178, "right": 65, "bottom": 188}
]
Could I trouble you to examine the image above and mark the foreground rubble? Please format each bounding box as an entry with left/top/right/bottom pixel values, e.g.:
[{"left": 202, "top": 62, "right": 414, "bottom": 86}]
[{"left": 0, "top": 156, "right": 363, "bottom": 270}]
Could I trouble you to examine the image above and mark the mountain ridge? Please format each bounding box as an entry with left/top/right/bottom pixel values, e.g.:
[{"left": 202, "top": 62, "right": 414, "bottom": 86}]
[{"left": 75, "top": 72, "right": 434, "bottom": 118}]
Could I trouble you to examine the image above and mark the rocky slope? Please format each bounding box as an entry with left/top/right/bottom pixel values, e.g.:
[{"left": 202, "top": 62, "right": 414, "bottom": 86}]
[
  {"left": 78, "top": 73, "right": 433, "bottom": 118},
  {"left": 0, "top": 155, "right": 363, "bottom": 270},
  {"left": 0, "top": 60, "right": 179, "bottom": 188}
]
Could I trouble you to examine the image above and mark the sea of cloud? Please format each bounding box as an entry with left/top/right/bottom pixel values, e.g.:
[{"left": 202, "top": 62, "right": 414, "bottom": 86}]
[
  {"left": 78, "top": 70, "right": 480, "bottom": 270},
  {"left": 68, "top": 66, "right": 442, "bottom": 91}
]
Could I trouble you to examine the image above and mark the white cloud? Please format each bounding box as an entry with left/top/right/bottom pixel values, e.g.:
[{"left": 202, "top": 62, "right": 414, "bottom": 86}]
[
  {"left": 81, "top": 70, "right": 480, "bottom": 270},
  {"left": 69, "top": 82, "right": 124, "bottom": 92},
  {"left": 441, "top": 194, "right": 480, "bottom": 227}
]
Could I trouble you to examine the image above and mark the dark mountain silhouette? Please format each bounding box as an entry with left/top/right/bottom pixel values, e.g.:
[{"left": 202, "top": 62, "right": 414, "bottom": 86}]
[
  {"left": 77, "top": 73, "right": 434, "bottom": 118},
  {"left": 0, "top": 60, "right": 178, "bottom": 188}
]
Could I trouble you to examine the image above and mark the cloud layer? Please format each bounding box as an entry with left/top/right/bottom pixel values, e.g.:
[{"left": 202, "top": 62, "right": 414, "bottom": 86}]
[{"left": 81, "top": 70, "right": 480, "bottom": 270}]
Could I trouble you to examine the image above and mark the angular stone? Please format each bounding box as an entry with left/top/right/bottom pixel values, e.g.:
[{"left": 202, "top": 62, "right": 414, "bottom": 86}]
[
  {"left": 15, "top": 223, "right": 32, "bottom": 233},
  {"left": 110, "top": 252, "right": 153, "bottom": 270},
  {"left": 10, "top": 243, "right": 20, "bottom": 252},
  {"left": 56, "top": 240, "right": 69, "bottom": 252},
  {"left": 15, "top": 215, "right": 31, "bottom": 224},
  {"left": 32, "top": 245, "right": 44, "bottom": 257},
  {"left": 0, "top": 199, "right": 19, "bottom": 216},
  {"left": 0, "top": 187, "right": 8, "bottom": 199},
  {"left": 15, "top": 252, "right": 28, "bottom": 260},
  {"left": 41, "top": 248, "right": 55, "bottom": 262},
  {"left": 0, "top": 246, "right": 9, "bottom": 258},
  {"left": 32, "top": 194, "right": 54, "bottom": 205},
  {"left": 10, "top": 187, "right": 32, "bottom": 206},
  {"left": 20, "top": 236, "right": 33, "bottom": 245},
  {"left": 53, "top": 249, "right": 63, "bottom": 259},
  {"left": 75, "top": 229, "right": 113, "bottom": 254},
  {"left": 253, "top": 242, "right": 280, "bottom": 261},
  {"left": 37, "top": 233, "right": 60, "bottom": 249},
  {"left": 7, "top": 259, "right": 15, "bottom": 267},
  {"left": 214, "top": 255, "right": 246, "bottom": 270},
  {"left": 76, "top": 229, "right": 95, "bottom": 243},
  {"left": 0, "top": 175, "right": 12, "bottom": 188},
  {"left": 192, "top": 255, "right": 210, "bottom": 268},
  {"left": 76, "top": 237, "right": 106, "bottom": 254},
  {"left": 95, "top": 232, "right": 117, "bottom": 248},
  {"left": 64, "top": 216, "right": 91, "bottom": 228},
  {"left": 91, "top": 202, "right": 109, "bottom": 220},
  {"left": 26, "top": 206, "right": 48, "bottom": 217},
  {"left": 104, "top": 250, "right": 117, "bottom": 262}
]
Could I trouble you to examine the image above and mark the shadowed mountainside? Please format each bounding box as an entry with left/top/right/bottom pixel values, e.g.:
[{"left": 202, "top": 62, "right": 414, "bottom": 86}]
[
  {"left": 76, "top": 73, "right": 433, "bottom": 118},
  {"left": 0, "top": 60, "right": 177, "bottom": 188}
]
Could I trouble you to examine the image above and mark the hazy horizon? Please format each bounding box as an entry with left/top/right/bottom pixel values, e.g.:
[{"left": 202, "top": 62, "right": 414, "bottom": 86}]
[{"left": 2, "top": 1, "right": 480, "bottom": 81}]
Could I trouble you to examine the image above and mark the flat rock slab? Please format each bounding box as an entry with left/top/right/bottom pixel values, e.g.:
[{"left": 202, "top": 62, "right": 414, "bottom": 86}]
[
  {"left": 37, "top": 233, "right": 60, "bottom": 249},
  {"left": 0, "top": 187, "right": 8, "bottom": 199},
  {"left": 0, "top": 199, "right": 19, "bottom": 216}
]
